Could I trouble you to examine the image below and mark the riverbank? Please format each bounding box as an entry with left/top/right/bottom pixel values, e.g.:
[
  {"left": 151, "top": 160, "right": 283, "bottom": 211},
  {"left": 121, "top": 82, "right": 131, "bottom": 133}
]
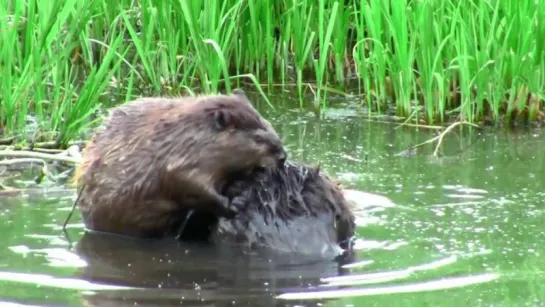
[{"left": 1, "top": 0, "right": 544, "bottom": 146}]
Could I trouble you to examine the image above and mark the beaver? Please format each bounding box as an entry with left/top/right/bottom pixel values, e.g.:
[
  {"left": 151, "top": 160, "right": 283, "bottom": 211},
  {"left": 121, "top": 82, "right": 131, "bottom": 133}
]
[
  {"left": 176, "top": 161, "right": 357, "bottom": 258},
  {"left": 73, "top": 90, "right": 287, "bottom": 239}
]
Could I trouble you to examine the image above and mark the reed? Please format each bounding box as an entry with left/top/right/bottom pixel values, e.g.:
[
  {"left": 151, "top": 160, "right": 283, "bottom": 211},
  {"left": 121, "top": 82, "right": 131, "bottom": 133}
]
[{"left": 1, "top": 0, "right": 543, "bottom": 145}]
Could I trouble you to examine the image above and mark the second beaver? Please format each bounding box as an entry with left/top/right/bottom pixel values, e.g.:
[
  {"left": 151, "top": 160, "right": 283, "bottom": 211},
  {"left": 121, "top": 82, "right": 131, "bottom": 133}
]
[
  {"left": 176, "top": 161, "right": 357, "bottom": 258},
  {"left": 73, "top": 90, "right": 287, "bottom": 239}
]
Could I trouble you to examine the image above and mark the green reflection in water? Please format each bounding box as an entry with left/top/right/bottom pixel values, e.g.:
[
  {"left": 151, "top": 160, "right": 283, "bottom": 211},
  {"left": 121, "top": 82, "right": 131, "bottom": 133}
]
[
  {"left": 0, "top": 101, "right": 544, "bottom": 306},
  {"left": 262, "top": 106, "right": 545, "bottom": 306}
]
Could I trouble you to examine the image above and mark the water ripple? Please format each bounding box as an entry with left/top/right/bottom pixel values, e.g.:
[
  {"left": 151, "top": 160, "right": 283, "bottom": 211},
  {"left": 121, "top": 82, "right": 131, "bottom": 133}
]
[
  {"left": 0, "top": 271, "right": 136, "bottom": 291},
  {"left": 276, "top": 273, "right": 500, "bottom": 300}
]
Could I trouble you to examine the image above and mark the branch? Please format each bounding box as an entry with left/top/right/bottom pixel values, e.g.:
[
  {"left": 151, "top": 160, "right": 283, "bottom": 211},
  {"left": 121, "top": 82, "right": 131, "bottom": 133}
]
[
  {"left": 0, "top": 158, "right": 46, "bottom": 166},
  {"left": 432, "top": 121, "right": 478, "bottom": 156},
  {"left": 0, "top": 136, "right": 16, "bottom": 145},
  {"left": 395, "top": 121, "right": 480, "bottom": 157},
  {"left": 0, "top": 149, "right": 81, "bottom": 165}
]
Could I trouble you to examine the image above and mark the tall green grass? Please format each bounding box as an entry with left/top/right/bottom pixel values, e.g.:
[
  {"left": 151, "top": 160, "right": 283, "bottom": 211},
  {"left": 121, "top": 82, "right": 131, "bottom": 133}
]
[{"left": 1, "top": 0, "right": 544, "bottom": 145}]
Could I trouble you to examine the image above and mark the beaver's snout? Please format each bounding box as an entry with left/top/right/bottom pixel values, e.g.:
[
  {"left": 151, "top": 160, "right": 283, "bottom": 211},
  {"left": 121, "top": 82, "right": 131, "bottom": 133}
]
[{"left": 277, "top": 148, "right": 287, "bottom": 167}]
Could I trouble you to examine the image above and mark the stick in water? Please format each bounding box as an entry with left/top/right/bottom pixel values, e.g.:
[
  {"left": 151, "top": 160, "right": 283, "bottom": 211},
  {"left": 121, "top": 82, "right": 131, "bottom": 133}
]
[
  {"left": 175, "top": 209, "right": 195, "bottom": 240},
  {"left": 63, "top": 184, "right": 85, "bottom": 231}
]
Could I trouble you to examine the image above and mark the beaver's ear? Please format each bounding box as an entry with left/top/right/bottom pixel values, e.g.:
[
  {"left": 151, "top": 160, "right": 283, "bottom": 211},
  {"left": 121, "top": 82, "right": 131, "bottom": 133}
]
[
  {"left": 213, "top": 109, "right": 231, "bottom": 130},
  {"left": 313, "top": 163, "right": 321, "bottom": 175},
  {"left": 233, "top": 88, "right": 247, "bottom": 98},
  {"left": 233, "top": 89, "right": 254, "bottom": 108}
]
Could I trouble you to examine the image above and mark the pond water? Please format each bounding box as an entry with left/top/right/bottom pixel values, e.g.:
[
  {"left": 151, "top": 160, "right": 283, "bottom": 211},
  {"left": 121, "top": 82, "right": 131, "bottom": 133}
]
[{"left": 1, "top": 95, "right": 544, "bottom": 306}]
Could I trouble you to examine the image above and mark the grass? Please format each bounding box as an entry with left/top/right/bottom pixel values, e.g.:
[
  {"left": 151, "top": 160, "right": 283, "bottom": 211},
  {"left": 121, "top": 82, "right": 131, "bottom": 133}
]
[{"left": 0, "top": 0, "right": 544, "bottom": 146}]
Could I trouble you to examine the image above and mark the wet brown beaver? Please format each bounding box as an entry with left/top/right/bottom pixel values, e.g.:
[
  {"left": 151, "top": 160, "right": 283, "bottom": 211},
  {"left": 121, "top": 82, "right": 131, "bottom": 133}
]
[
  {"left": 176, "top": 161, "right": 357, "bottom": 258},
  {"left": 73, "top": 90, "right": 287, "bottom": 239}
]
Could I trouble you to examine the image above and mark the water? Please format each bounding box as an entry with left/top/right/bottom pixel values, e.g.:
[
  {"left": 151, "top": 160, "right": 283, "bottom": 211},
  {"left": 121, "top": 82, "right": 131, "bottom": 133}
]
[{"left": 1, "top": 101, "right": 545, "bottom": 306}]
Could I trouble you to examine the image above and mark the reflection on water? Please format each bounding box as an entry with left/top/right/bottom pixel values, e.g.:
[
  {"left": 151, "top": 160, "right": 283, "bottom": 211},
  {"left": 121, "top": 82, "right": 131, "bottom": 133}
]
[{"left": 1, "top": 100, "right": 545, "bottom": 306}]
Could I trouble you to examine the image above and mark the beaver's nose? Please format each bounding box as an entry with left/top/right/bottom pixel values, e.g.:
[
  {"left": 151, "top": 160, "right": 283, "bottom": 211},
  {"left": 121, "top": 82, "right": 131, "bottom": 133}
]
[{"left": 277, "top": 148, "right": 287, "bottom": 167}]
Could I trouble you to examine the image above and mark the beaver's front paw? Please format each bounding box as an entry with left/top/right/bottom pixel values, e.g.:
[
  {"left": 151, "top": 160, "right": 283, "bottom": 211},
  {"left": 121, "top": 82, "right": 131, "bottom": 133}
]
[
  {"left": 215, "top": 195, "right": 237, "bottom": 218},
  {"left": 230, "top": 196, "right": 247, "bottom": 212}
]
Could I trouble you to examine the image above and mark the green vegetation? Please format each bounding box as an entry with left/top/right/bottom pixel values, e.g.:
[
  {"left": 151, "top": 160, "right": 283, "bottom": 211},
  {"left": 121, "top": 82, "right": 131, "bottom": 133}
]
[{"left": 1, "top": 0, "right": 544, "bottom": 146}]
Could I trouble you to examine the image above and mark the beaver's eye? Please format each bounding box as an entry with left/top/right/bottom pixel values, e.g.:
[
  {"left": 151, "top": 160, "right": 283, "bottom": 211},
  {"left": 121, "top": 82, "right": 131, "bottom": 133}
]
[
  {"left": 268, "top": 146, "right": 280, "bottom": 154},
  {"left": 213, "top": 109, "right": 231, "bottom": 130},
  {"left": 254, "top": 134, "right": 266, "bottom": 144}
]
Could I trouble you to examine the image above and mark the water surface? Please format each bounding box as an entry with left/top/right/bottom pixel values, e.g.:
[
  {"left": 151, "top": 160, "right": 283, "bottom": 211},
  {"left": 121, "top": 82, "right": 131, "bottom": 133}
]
[{"left": 1, "top": 98, "right": 544, "bottom": 306}]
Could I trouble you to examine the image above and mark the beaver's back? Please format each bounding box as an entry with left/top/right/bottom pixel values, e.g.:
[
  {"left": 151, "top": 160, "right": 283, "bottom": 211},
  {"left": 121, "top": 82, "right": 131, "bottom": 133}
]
[
  {"left": 75, "top": 93, "right": 270, "bottom": 183},
  {"left": 85, "top": 95, "right": 271, "bottom": 159}
]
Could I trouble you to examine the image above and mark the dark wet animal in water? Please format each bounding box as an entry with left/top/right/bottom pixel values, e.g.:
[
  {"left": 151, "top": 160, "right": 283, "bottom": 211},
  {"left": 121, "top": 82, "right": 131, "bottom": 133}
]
[{"left": 177, "top": 161, "right": 357, "bottom": 258}]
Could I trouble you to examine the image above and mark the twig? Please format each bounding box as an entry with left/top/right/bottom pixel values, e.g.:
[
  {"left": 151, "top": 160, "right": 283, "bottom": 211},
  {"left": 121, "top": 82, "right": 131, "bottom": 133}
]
[
  {"left": 0, "top": 150, "right": 81, "bottom": 164},
  {"left": 175, "top": 209, "right": 195, "bottom": 240},
  {"left": 0, "top": 158, "right": 45, "bottom": 166},
  {"left": 365, "top": 119, "right": 444, "bottom": 130},
  {"left": 63, "top": 184, "right": 85, "bottom": 231},
  {"left": 394, "top": 108, "right": 420, "bottom": 129},
  {"left": 396, "top": 121, "right": 480, "bottom": 157},
  {"left": 0, "top": 186, "right": 75, "bottom": 197},
  {"left": 28, "top": 140, "right": 86, "bottom": 150},
  {"left": 0, "top": 140, "right": 86, "bottom": 152},
  {"left": 31, "top": 148, "right": 65, "bottom": 154},
  {"left": 0, "top": 136, "right": 16, "bottom": 145},
  {"left": 62, "top": 184, "right": 85, "bottom": 249},
  {"left": 432, "top": 121, "right": 479, "bottom": 156},
  {"left": 35, "top": 161, "right": 60, "bottom": 184}
]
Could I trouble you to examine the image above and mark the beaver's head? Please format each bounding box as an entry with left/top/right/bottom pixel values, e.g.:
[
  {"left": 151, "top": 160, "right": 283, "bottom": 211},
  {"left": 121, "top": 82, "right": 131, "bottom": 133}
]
[{"left": 196, "top": 91, "right": 287, "bottom": 175}]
